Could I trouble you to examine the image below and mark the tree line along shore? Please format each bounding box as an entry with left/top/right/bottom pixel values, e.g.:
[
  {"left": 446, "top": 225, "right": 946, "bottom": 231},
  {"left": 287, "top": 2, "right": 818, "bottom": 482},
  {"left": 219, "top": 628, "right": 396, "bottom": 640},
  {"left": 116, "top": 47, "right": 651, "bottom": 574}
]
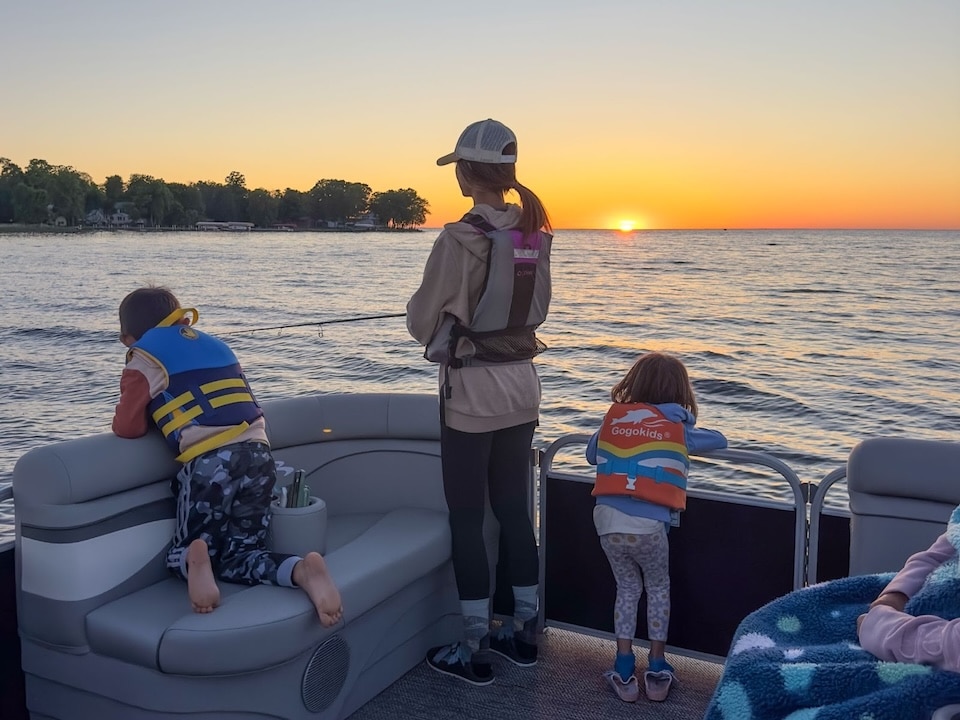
[
  {"left": 0, "top": 223, "right": 424, "bottom": 234},
  {"left": 0, "top": 159, "right": 430, "bottom": 231}
]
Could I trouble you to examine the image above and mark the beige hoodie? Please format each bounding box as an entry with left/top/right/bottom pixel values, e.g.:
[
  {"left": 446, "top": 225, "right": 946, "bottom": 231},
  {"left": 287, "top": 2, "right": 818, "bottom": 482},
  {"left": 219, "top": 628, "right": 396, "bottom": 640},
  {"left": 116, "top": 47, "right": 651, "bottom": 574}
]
[{"left": 406, "top": 203, "right": 551, "bottom": 433}]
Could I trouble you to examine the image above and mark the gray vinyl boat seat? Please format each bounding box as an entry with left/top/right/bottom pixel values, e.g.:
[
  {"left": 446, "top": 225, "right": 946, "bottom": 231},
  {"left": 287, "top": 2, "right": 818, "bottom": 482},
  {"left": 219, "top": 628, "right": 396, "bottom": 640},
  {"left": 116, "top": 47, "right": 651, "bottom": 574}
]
[
  {"left": 847, "top": 437, "right": 960, "bottom": 576},
  {"left": 13, "top": 393, "right": 480, "bottom": 720}
]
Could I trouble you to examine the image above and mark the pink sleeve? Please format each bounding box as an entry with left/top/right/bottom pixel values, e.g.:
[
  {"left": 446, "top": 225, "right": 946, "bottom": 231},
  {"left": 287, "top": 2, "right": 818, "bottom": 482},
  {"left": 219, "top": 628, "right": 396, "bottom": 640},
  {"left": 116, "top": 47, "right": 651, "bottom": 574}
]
[
  {"left": 883, "top": 534, "right": 955, "bottom": 599},
  {"left": 859, "top": 605, "right": 960, "bottom": 673}
]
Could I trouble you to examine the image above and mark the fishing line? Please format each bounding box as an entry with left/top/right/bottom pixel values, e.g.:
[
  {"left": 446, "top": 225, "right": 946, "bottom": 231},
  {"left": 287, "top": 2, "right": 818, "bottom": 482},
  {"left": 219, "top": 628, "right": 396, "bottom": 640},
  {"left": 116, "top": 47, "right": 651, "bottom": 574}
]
[{"left": 218, "top": 312, "right": 406, "bottom": 337}]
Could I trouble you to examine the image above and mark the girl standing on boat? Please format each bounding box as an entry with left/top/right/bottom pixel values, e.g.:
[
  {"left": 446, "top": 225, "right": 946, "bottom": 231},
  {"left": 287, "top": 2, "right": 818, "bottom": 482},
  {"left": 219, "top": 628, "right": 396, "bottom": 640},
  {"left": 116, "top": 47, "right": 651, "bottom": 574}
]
[
  {"left": 586, "top": 352, "right": 727, "bottom": 702},
  {"left": 407, "top": 118, "right": 552, "bottom": 686}
]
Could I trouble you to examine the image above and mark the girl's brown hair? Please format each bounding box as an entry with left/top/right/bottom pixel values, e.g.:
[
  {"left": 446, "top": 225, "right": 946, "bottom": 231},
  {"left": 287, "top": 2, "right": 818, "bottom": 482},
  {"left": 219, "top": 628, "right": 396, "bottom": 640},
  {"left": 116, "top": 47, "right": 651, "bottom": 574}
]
[
  {"left": 611, "top": 352, "right": 699, "bottom": 418},
  {"left": 457, "top": 153, "right": 552, "bottom": 238}
]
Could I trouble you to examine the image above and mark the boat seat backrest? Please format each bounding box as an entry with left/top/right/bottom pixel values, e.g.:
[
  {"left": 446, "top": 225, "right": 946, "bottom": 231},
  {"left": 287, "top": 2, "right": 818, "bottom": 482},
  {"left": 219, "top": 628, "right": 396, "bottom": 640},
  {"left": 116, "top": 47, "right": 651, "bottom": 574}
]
[
  {"left": 262, "top": 393, "right": 445, "bottom": 515},
  {"left": 13, "top": 392, "right": 443, "bottom": 650},
  {"left": 14, "top": 393, "right": 440, "bottom": 507},
  {"left": 847, "top": 437, "right": 960, "bottom": 576}
]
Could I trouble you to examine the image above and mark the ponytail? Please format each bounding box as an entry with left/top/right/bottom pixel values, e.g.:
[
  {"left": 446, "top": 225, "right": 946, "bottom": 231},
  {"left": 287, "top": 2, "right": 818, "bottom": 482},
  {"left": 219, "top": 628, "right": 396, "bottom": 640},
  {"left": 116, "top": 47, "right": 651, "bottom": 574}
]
[
  {"left": 457, "top": 160, "right": 552, "bottom": 238},
  {"left": 513, "top": 180, "right": 552, "bottom": 237}
]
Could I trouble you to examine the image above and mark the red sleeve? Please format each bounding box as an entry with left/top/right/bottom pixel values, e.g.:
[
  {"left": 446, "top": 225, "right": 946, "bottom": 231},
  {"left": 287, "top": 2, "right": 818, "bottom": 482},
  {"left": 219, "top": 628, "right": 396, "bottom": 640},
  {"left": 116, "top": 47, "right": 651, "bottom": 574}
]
[{"left": 112, "top": 367, "right": 152, "bottom": 438}]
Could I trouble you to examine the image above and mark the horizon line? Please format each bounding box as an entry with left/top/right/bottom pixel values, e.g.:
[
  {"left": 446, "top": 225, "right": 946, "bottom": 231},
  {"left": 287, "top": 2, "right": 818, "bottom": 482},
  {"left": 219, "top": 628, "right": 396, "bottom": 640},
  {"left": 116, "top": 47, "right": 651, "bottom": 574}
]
[{"left": 422, "top": 226, "right": 960, "bottom": 232}]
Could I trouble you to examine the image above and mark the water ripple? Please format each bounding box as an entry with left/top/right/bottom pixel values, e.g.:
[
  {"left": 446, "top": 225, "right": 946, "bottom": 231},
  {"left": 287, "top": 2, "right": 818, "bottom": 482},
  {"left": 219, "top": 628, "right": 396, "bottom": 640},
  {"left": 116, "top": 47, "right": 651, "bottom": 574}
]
[{"left": 0, "top": 227, "right": 958, "bottom": 540}]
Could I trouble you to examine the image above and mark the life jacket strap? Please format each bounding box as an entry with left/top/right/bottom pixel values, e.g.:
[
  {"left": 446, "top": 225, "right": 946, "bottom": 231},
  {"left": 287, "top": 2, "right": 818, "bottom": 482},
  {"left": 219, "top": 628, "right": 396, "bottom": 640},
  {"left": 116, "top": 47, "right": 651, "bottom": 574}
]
[
  {"left": 460, "top": 213, "right": 497, "bottom": 233},
  {"left": 157, "top": 307, "right": 199, "bottom": 328},
  {"left": 175, "top": 422, "right": 251, "bottom": 464},
  {"left": 449, "top": 323, "right": 546, "bottom": 366},
  {"left": 152, "top": 377, "right": 255, "bottom": 434}
]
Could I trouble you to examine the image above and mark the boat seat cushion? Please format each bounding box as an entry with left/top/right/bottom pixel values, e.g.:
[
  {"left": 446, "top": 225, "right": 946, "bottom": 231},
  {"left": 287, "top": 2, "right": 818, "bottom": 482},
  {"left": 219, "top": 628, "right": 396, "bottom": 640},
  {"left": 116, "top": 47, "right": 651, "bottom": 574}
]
[
  {"left": 847, "top": 437, "right": 960, "bottom": 575},
  {"left": 85, "top": 508, "right": 450, "bottom": 675}
]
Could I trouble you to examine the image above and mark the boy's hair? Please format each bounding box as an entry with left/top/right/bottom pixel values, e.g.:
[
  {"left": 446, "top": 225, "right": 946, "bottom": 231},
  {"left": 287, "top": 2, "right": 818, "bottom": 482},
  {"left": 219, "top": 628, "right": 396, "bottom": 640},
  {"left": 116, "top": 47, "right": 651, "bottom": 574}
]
[
  {"left": 611, "top": 352, "right": 699, "bottom": 418},
  {"left": 119, "top": 287, "right": 180, "bottom": 341}
]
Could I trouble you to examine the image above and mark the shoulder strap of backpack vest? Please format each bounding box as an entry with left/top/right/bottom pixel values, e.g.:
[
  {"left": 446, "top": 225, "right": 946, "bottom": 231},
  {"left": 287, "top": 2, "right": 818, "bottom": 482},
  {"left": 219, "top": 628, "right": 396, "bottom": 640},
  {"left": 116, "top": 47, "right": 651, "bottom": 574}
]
[{"left": 460, "top": 212, "right": 498, "bottom": 234}]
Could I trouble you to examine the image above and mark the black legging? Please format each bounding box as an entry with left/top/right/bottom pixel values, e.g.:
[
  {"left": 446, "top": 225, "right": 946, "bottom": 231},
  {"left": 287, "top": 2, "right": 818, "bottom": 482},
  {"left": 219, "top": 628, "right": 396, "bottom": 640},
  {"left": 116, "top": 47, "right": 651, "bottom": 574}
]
[{"left": 441, "top": 420, "right": 540, "bottom": 601}]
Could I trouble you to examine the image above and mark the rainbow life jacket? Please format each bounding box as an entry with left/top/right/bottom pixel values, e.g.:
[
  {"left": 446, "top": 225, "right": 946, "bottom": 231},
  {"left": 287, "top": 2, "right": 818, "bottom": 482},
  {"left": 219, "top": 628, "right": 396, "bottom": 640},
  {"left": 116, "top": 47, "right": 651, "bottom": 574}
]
[{"left": 591, "top": 402, "right": 689, "bottom": 511}]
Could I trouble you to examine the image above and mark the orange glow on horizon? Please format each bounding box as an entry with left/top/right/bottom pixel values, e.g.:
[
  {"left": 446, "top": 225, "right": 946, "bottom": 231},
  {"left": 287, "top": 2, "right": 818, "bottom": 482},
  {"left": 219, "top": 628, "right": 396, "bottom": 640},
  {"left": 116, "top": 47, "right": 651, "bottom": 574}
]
[
  {"left": 4, "top": 132, "right": 958, "bottom": 231},
  {"left": 1, "top": 4, "right": 957, "bottom": 232}
]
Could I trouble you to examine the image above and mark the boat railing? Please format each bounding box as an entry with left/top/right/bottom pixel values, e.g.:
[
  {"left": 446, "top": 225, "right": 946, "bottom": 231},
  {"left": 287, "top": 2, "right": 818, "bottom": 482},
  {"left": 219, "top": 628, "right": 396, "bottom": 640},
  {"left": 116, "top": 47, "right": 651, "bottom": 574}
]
[
  {"left": 534, "top": 434, "right": 809, "bottom": 659},
  {"left": 0, "top": 482, "right": 12, "bottom": 554},
  {"left": 807, "top": 466, "right": 851, "bottom": 585},
  {"left": 700, "top": 447, "right": 808, "bottom": 590}
]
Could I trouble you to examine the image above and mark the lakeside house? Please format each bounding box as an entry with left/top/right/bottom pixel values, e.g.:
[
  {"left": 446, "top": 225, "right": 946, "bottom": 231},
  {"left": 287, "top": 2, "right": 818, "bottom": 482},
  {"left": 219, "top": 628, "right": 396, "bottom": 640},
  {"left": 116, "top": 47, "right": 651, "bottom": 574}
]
[
  {"left": 84, "top": 208, "right": 131, "bottom": 226},
  {"left": 195, "top": 221, "right": 255, "bottom": 231},
  {"left": 351, "top": 212, "right": 379, "bottom": 229},
  {"left": 316, "top": 212, "right": 381, "bottom": 230}
]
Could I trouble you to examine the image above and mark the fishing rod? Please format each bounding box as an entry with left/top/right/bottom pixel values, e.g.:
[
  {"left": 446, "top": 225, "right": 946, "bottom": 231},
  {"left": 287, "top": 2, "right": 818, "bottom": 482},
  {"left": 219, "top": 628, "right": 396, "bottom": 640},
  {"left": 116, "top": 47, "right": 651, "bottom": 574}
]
[{"left": 218, "top": 312, "right": 406, "bottom": 336}]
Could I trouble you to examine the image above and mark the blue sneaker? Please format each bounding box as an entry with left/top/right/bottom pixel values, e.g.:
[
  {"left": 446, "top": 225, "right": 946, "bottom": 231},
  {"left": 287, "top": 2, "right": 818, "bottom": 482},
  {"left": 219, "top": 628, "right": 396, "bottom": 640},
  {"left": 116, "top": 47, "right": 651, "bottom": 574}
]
[
  {"left": 426, "top": 642, "right": 494, "bottom": 686},
  {"left": 488, "top": 624, "right": 538, "bottom": 667}
]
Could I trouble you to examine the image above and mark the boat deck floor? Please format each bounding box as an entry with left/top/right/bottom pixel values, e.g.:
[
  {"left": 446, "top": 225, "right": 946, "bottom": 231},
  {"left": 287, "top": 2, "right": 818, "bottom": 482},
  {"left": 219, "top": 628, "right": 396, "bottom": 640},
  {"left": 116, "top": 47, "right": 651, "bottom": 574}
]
[{"left": 350, "top": 627, "right": 723, "bottom": 719}]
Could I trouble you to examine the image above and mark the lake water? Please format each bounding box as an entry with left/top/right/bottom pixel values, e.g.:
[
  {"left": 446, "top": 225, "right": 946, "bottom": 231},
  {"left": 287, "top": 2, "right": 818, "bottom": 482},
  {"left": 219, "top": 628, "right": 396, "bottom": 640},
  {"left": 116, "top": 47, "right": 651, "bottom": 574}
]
[{"left": 1, "top": 228, "right": 958, "bottom": 543}]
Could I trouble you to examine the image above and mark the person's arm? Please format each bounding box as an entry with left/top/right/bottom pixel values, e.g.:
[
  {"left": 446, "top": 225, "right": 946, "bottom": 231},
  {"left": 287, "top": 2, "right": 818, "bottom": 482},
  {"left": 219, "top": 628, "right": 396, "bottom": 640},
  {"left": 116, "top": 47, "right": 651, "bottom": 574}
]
[
  {"left": 406, "top": 233, "right": 463, "bottom": 346},
  {"left": 585, "top": 431, "right": 600, "bottom": 465},
  {"left": 857, "top": 533, "right": 955, "bottom": 634},
  {"left": 858, "top": 605, "right": 960, "bottom": 673},
  {"left": 881, "top": 533, "right": 954, "bottom": 600},
  {"left": 684, "top": 426, "right": 728, "bottom": 454},
  {"left": 112, "top": 365, "right": 151, "bottom": 438},
  {"left": 112, "top": 350, "right": 163, "bottom": 438}
]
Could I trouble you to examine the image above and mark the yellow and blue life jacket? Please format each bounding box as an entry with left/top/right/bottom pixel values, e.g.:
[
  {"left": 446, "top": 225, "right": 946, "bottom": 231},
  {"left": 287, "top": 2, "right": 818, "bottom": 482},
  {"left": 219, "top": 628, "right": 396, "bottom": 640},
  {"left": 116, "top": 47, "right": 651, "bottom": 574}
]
[{"left": 133, "top": 317, "right": 263, "bottom": 464}]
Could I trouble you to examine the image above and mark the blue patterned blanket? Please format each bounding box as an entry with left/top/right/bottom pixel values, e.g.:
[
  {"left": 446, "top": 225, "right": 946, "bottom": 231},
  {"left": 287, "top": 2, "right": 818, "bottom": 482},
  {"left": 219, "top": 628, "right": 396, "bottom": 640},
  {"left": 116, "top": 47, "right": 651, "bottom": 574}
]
[{"left": 704, "top": 572, "right": 960, "bottom": 720}]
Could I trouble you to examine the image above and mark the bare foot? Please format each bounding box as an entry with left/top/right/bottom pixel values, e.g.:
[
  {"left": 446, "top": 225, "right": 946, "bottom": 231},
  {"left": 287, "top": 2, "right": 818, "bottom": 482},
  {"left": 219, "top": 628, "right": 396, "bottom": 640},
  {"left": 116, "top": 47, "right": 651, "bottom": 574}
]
[
  {"left": 186, "top": 539, "right": 220, "bottom": 613},
  {"left": 293, "top": 552, "right": 343, "bottom": 627}
]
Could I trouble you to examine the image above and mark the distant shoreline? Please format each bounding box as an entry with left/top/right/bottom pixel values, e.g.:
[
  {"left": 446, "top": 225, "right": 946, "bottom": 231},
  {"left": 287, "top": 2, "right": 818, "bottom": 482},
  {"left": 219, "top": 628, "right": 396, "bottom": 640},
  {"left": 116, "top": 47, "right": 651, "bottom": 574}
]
[
  {"left": 0, "top": 224, "right": 955, "bottom": 234},
  {"left": 0, "top": 224, "right": 422, "bottom": 234}
]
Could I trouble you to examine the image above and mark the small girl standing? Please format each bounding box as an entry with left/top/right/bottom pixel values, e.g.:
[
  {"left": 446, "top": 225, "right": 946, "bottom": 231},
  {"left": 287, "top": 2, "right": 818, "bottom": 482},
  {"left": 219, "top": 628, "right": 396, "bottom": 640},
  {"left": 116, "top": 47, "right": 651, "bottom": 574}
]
[{"left": 585, "top": 352, "right": 727, "bottom": 702}]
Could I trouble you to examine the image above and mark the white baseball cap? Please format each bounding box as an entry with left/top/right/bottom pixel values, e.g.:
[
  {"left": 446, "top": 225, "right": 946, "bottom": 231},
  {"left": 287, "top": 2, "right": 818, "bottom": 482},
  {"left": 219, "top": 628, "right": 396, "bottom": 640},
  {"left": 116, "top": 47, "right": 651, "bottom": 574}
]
[{"left": 436, "top": 119, "right": 518, "bottom": 166}]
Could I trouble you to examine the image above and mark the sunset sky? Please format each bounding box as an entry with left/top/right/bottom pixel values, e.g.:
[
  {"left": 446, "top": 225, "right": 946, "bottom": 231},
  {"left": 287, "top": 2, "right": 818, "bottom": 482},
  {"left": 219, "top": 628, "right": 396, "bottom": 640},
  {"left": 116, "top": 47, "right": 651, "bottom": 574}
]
[{"left": 2, "top": 1, "right": 958, "bottom": 230}]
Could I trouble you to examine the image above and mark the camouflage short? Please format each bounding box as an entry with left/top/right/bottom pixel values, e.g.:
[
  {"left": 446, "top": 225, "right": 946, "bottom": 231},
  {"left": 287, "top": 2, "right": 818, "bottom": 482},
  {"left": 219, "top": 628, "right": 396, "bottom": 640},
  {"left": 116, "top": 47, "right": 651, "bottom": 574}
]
[{"left": 166, "top": 441, "right": 297, "bottom": 587}]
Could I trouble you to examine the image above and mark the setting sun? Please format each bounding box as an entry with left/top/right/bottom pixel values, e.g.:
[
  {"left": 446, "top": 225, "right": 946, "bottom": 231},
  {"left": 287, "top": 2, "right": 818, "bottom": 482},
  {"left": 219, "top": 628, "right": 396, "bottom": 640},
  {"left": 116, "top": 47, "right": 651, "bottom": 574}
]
[{"left": 618, "top": 220, "right": 636, "bottom": 232}]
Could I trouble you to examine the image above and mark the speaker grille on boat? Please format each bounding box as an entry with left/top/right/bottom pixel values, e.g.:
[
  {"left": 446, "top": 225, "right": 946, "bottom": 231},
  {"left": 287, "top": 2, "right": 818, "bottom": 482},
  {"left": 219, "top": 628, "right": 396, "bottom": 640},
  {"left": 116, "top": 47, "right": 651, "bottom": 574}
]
[{"left": 302, "top": 635, "right": 350, "bottom": 713}]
